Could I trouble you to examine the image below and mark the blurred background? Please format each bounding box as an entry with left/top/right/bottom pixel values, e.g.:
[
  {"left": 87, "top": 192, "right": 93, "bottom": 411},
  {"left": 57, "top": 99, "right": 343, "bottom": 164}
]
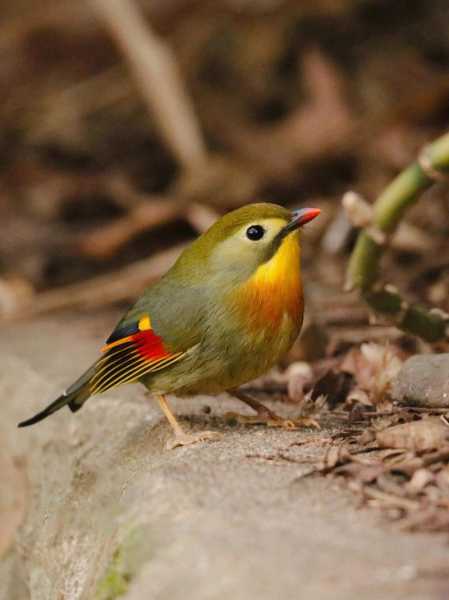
[
  {"left": 1, "top": 0, "right": 449, "bottom": 347},
  {"left": 3, "top": 3, "right": 449, "bottom": 597}
]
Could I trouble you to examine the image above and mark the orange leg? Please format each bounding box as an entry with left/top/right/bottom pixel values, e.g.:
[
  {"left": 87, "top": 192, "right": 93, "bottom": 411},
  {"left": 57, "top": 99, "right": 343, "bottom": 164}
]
[
  {"left": 156, "top": 394, "right": 222, "bottom": 449},
  {"left": 226, "top": 390, "right": 320, "bottom": 430}
]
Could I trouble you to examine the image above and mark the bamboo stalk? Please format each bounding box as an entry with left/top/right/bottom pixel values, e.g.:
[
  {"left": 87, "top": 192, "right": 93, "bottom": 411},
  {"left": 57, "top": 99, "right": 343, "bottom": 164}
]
[{"left": 346, "top": 131, "right": 449, "bottom": 342}]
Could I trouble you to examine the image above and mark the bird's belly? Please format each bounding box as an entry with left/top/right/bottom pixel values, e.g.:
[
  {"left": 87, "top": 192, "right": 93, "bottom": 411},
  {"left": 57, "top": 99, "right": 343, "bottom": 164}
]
[
  {"left": 144, "top": 309, "right": 300, "bottom": 396},
  {"left": 222, "top": 311, "right": 301, "bottom": 388}
]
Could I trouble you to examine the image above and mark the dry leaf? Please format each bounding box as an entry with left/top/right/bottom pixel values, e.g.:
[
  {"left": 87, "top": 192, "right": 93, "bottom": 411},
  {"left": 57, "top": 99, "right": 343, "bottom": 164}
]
[
  {"left": 346, "top": 388, "right": 371, "bottom": 406},
  {"left": 319, "top": 443, "right": 351, "bottom": 471},
  {"left": 376, "top": 417, "right": 449, "bottom": 452},
  {"left": 341, "top": 343, "right": 402, "bottom": 406},
  {"left": 435, "top": 466, "right": 449, "bottom": 492},
  {"left": 285, "top": 362, "right": 313, "bottom": 403},
  {"left": 311, "top": 369, "right": 354, "bottom": 409},
  {"left": 407, "top": 468, "right": 433, "bottom": 494}
]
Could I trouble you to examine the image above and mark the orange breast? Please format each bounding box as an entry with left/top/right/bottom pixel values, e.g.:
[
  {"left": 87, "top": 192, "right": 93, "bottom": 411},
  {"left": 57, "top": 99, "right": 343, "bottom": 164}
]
[{"left": 233, "top": 232, "right": 303, "bottom": 331}]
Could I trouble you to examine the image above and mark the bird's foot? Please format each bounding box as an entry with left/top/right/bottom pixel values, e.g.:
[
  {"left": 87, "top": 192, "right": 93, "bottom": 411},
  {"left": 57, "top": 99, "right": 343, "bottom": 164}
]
[
  {"left": 224, "top": 412, "right": 320, "bottom": 430},
  {"left": 229, "top": 390, "right": 320, "bottom": 430},
  {"left": 288, "top": 416, "right": 321, "bottom": 430},
  {"left": 166, "top": 429, "right": 222, "bottom": 450}
]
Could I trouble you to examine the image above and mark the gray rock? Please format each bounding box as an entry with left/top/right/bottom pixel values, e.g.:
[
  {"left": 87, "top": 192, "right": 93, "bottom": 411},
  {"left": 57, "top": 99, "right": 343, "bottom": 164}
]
[
  {"left": 391, "top": 354, "right": 449, "bottom": 407},
  {"left": 2, "top": 316, "right": 449, "bottom": 600}
]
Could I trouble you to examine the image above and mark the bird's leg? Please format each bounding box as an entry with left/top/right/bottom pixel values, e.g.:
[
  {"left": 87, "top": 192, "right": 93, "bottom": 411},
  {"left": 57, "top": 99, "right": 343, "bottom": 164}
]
[
  {"left": 226, "top": 390, "right": 320, "bottom": 430},
  {"left": 156, "top": 394, "right": 222, "bottom": 449}
]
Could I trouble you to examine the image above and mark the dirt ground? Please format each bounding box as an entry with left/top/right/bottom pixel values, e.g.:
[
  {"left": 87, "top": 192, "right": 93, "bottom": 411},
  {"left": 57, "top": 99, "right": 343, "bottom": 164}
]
[{"left": 1, "top": 313, "right": 449, "bottom": 600}]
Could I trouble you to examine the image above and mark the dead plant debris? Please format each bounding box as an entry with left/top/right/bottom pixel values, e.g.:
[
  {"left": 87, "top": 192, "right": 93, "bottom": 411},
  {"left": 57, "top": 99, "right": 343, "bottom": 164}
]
[{"left": 290, "top": 412, "right": 449, "bottom": 533}]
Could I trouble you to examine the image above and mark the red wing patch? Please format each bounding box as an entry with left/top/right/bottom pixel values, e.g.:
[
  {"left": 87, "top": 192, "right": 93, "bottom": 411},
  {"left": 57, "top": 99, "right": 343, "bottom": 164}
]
[{"left": 90, "top": 314, "right": 184, "bottom": 395}]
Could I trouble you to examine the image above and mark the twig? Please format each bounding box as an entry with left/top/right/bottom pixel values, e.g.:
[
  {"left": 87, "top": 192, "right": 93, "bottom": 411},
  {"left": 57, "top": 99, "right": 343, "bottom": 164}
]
[
  {"left": 362, "top": 486, "right": 421, "bottom": 511},
  {"left": 8, "top": 244, "right": 185, "bottom": 319},
  {"left": 184, "top": 203, "right": 220, "bottom": 233},
  {"left": 77, "top": 197, "right": 219, "bottom": 259},
  {"left": 361, "top": 406, "right": 449, "bottom": 417},
  {"left": 91, "top": 0, "right": 207, "bottom": 170},
  {"left": 77, "top": 197, "right": 180, "bottom": 258},
  {"left": 346, "top": 131, "right": 449, "bottom": 342}
]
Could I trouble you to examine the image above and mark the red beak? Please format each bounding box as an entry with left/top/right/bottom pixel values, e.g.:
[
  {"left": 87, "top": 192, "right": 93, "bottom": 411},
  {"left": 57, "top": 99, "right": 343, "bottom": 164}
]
[
  {"left": 292, "top": 207, "right": 321, "bottom": 227},
  {"left": 282, "top": 207, "right": 321, "bottom": 235}
]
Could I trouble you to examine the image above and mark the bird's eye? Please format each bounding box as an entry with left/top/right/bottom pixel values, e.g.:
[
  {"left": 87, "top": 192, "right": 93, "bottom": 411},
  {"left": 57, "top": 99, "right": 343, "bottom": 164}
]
[{"left": 246, "top": 225, "right": 265, "bottom": 241}]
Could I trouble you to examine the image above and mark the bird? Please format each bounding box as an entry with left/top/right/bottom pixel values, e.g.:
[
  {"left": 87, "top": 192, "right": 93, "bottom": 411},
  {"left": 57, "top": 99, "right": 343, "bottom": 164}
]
[{"left": 18, "top": 203, "right": 320, "bottom": 448}]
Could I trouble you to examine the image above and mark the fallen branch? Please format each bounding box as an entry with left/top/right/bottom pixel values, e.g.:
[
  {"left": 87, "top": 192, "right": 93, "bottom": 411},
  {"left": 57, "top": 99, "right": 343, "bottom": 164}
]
[
  {"left": 13, "top": 244, "right": 185, "bottom": 319},
  {"left": 91, "top": 0, "right": 207, "bottom": 170},
  {"left": 77, "top": 196, "right": 219, "bottom": 259},
  {"left": 77, "top": 197, "right": 180, "bottom": 258}
]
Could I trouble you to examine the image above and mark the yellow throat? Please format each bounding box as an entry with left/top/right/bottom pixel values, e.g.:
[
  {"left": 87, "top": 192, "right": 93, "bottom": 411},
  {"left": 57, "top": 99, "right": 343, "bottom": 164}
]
[{"left": 236, "top": 230, "right": 303, "bottom": 328}]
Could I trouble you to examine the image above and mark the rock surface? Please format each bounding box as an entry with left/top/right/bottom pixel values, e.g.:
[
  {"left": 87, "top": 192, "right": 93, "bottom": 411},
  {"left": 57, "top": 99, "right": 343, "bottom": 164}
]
[
  {"left": 1, "top": 314, "right": 449, "bottom": 600},
  {"left": 391, "top": 354, "right": 449, "bottom": 408}
]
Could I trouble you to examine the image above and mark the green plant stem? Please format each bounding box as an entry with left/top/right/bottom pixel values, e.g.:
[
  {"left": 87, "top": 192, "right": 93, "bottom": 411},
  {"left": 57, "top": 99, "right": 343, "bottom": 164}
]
[
  {"left": 365, "top": 289, "right": 446, "bottom": 343},
  {"left": 346, "top": 131, "right": 449, "bottom": 342}
]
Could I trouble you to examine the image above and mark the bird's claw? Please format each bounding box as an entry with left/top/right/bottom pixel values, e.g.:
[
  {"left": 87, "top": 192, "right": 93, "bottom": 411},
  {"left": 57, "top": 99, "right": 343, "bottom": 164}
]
[{"left": 289, "top": 416, "right": 321, "bottom": 430}]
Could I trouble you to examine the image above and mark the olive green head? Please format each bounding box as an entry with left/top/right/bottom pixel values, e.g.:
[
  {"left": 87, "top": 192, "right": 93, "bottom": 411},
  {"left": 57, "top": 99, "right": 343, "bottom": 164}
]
[{"left": 170, "top": 202, "right": 320, "bottom": 285}]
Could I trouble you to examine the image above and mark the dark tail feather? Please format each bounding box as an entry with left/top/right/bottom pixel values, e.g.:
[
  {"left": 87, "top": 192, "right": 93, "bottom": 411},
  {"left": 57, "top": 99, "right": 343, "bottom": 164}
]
[
  {"left": 18, "top": 392, "right": 76, "bottom": 427},
  {"left": 18, "top": 365, "right": 96, "bottom": 428}
]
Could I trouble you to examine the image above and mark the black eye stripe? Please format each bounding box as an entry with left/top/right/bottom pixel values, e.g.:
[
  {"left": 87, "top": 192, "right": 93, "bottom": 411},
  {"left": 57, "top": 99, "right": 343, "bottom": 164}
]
[{"left": 246, "top": 225, "right": 265, "bottom": 241}]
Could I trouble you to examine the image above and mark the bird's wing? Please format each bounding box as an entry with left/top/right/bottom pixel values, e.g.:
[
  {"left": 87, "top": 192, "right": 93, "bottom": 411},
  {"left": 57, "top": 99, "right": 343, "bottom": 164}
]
[{"left": 90, "top": 313, "right": 186, "bottom": 395}]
